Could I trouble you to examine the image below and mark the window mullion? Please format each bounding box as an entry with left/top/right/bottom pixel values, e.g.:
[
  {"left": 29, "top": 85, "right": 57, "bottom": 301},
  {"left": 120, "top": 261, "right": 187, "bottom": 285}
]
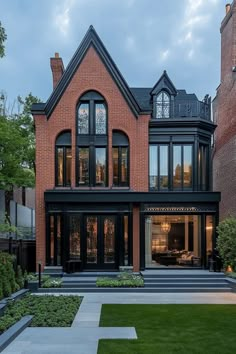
[
  {"left": 181, "top": 145, "right": 184, "bottom": 190},
  {"left": 90, "top": 100, "right": 94, "bottom": 135}
]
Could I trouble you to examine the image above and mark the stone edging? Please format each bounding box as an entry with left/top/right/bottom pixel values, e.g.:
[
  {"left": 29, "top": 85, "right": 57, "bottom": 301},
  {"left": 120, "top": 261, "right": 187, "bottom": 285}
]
[
  {"left": 226, "top": 277, "right": 236, "bottom": 292},
  {"left": 0, "top": 289, "right": 29, "bottom": 316},
  {"left": 0, "top": 315, "right": 33, "bottom": 353}
]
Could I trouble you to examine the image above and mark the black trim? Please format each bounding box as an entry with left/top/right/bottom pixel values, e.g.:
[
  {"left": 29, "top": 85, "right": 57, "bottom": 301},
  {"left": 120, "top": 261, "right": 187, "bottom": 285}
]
[
  {"left": 32, "top": 26, "right": 140, "bottom": 119},
  {"left": 45, "top": 190, "right": 221, "bottom": 203}
]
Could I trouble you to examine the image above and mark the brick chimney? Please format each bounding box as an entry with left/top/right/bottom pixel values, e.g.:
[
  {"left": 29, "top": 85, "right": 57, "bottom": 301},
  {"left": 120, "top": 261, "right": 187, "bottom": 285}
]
[
  {"left": 225, "top": 4, "right": 231, "bottom": 15},
  {"left": 50, "top": 52, "right": 64, "bottom": 89}
]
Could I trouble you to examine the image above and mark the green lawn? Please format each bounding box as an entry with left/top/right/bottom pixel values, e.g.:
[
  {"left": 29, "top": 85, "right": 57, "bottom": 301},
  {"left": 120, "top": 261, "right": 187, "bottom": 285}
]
[{"left": 98, "top": 304, "right": 236, "bottom": 354}]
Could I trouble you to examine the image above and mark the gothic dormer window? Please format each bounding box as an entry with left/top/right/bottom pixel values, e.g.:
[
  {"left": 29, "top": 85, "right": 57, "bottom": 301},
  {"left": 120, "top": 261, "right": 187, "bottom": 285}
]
[{"left": 156, "top": 91, "right": 170, "bottom": 118}]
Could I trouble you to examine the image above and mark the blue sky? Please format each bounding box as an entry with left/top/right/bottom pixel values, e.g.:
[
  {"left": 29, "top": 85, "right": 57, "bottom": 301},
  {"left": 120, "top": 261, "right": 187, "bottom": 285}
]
[{"left": 0, "top": 0, "right": 227, "bottom": 106}]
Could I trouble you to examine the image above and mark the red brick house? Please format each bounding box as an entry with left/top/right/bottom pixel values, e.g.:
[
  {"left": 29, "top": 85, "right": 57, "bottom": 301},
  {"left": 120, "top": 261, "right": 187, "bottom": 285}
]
[
  {"left": 213, "top": 2, "right": 236, "bottom": 219},
  {"left": 32, "top": 26, "right": 220, "bottom": 272}
]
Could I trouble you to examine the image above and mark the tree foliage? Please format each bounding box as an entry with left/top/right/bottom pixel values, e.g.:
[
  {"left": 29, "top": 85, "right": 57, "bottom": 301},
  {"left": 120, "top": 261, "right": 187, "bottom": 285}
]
[
  {"left": 216, "top": 216, "right": 236, "bottom": 271},
  {"left": 0, "top": 21, "right": 7, "bottom": 58},
  {"left": 0, "top": 93, "right": 40, "bottom": 191}
]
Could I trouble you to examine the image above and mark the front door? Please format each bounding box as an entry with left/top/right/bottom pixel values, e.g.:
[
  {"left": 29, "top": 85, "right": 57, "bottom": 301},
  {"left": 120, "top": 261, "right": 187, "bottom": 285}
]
[{"left": 85, "top": 215, "right": 117, "bottom": 269}]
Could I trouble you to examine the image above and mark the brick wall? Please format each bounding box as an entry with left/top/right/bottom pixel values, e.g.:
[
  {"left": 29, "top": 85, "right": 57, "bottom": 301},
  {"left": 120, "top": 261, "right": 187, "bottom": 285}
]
[
  {"left": 213, "top": 1, "right": 236, "bottom": 219},
  {"left": 34, "top": 46, "right": 150, "bottom": 267}
]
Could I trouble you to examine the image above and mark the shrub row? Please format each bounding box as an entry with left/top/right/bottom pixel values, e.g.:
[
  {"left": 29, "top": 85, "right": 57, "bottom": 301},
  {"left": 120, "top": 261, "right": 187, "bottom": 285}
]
[
  {"left": 0, "top": 294, "right": 82, "bottom": 334},
  {"left": 0, "top": 252, "right": 24, "bottom": 300}
]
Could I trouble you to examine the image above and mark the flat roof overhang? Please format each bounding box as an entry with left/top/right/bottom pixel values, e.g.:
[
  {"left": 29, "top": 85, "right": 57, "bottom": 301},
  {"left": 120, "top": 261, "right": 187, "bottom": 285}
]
[{"left": 44, "top": 190, "right": 221, "bottom": 204}]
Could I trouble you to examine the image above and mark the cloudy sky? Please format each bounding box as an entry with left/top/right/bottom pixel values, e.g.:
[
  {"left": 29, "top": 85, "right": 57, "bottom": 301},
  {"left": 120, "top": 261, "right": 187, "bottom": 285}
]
[{"left": 0, "top": 0, "right": 228, "bottom": 106}]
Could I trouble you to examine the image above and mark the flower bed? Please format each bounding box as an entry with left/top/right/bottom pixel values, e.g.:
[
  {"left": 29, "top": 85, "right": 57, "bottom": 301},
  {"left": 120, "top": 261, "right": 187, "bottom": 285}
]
[
  {"left": 96, "top": 272, "right": 144, "bottom": 287},
  {"left": 0, "top": 294, "right": 82, "bottom": 335}
]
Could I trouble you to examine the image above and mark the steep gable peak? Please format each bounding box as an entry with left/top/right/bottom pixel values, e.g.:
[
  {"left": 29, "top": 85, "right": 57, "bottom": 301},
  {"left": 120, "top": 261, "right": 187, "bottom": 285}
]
[{"left": 150, "top": 70, "right": 177, "bottom": 96}]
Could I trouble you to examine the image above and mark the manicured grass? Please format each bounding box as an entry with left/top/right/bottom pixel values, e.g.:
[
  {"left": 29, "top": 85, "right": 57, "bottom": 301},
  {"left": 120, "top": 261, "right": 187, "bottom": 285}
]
[
  {"left": 0, "top": 294, "right": 82, "bottom": 334},
  {"left": 98, "top": 304, "right": 236, "bottom": 354}
]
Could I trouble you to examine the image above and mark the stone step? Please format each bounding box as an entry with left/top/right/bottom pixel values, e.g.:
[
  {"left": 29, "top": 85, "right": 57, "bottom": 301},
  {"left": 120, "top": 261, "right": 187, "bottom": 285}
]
[
  {"left": 37, "top": 287, "right": 232, "bottom": 293},
  {"left": 142, "top": 273, "right": 225, "bottom": 278},
  {"left": 143, "top": 277, "right": 227, "bottom": 282}
]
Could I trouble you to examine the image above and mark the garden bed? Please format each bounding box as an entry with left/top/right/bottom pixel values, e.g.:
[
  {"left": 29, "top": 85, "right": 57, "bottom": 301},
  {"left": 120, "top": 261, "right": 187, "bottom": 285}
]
[
  {"left": 0, "top": 294, "right": 82, "bottom": 335},
  {"left": 96, "top": 273, "right": 144, "bottom": 288}
]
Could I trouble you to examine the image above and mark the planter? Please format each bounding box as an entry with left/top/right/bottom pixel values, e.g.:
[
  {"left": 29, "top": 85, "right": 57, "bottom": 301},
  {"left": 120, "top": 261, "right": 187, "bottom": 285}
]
[
  {"left": 27, "top": 281, "right": 38, "bottom": 292},
  {"left": 226, "top": 277, "right": 236, "bottom": 293}
]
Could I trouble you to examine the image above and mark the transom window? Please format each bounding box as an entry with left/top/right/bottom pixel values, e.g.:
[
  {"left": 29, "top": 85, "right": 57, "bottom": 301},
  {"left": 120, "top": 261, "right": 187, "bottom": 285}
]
[
  {"left": 156, "top": 91, "right": 170, "bottom": 118},
  {"left": 76, "top": 91, "right": 107, "bottom": 187}
]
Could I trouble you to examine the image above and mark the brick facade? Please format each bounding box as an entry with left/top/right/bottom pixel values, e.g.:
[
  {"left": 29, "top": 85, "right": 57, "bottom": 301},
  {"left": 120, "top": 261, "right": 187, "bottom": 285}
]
[
  {"left": 213, "top": 1, "right": 236, "bottom": 219},
  {"left": 34, "top": 46, "right": 149, "bottom": 268}
]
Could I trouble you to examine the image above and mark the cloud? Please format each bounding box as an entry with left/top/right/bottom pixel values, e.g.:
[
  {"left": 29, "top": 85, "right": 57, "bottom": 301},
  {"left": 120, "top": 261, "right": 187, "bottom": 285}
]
[
  {"left": 160, "top": 49, "right": 170, "bottom": 61},
  {"left": 53, "top": 0, "right": 75, "bottom": 36}
]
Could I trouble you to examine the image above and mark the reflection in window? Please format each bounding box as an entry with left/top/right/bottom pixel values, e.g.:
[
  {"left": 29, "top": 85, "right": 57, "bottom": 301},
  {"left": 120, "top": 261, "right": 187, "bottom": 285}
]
[
  {"left": 124, "top": 216, "right": 129, "bottom": 265},
  {"left": 66, "top": 148, "right": 72, "bottom": 186},
  {"left": 57, "top": 148, "right": 63, "bottom": 186},
  {"left": 96, "top": 148, "right": 106, "bottom": 186},
  {"left": 50, "top": 216, "right": 54, "bottom": 265},
  {"left": 173, "top": 145, "right": 182, "bottom": 189},
  {"left": 184, "top": 146, "right": 192, "bottom": 188},
  {"left": 95, "top": 103, "right": 106, "bottom": 134},
  {"left": 104, "top": 217, "right": 115, "bottom": 263},
  {"left": 78, "top": 148, "right": 89, "bottom": 185},
  {"left": 199, "top": 145, "right": 208, "bottom": 191},
  {"left": 56, "top": 147, "right": 71, "bottom": 187},
  {"left": 69, "top": 215, "right": 81, "bottom": 260},
  {"left": 78, "top": 103, "right": 89, "bottom": 134},
  {"left": 86, "top": 216, "right": 97, "bottom": 263},
  {"left": 149, "top": 146, "right": 158, "bottom": 189},
  {"left": 156, "top": 91, "right": 170, "bottom": 118},
  {"left": 112, "top": 147, "right": 128, "bottom": 186},
  {"left": 160, "top": 145, "right": 168, "bottom": 190}
]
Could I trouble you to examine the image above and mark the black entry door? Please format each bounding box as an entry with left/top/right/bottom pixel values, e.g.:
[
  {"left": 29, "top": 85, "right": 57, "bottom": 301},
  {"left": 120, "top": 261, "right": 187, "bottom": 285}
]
[{"left": 84, "top": 215, "right": 117, "bottom": 269}]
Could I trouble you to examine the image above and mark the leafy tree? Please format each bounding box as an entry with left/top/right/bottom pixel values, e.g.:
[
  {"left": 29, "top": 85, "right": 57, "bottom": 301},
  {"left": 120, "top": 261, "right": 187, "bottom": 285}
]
[
  {"left": 0, "top": 93, "right": 41, "bottom": 216},
  {"left": 217, "top": 216, "right": 236, "bottom": 271},
  {"left": 0, "top": 21, "right": 7, "bottom": 57}
]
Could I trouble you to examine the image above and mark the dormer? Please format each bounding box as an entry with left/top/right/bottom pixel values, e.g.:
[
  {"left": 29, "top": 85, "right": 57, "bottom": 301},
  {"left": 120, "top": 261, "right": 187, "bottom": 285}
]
[{"left": 150, "top": 70, "right": 177, "bottom": 119}]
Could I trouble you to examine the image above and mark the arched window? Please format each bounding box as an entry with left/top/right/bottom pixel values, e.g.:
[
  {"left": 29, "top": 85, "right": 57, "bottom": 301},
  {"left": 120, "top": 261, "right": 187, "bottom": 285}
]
[
  {"left": 55, "top": 131, "right": 72, "bottom": 186},
  {"left": 77, "top": 91, "right": 107, "bottom": 135},
  {"left": 112, "top": 131, "right": 129, "bottom": 187},
  {"left": 156, "top": 91, "right": 170, "bottom": 118},
  {"left": 76, "top": 91, "right": 108, "bottom": 186}
]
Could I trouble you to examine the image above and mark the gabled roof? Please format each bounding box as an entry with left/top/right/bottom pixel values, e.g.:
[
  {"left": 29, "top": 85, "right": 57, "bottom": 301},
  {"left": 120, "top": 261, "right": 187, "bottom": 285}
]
[
  {"left": 32, "top": 26, "right": 141, "bottom": 118},
  {"left": 150, "top": 70, "right": 177, "bottom": 96}
]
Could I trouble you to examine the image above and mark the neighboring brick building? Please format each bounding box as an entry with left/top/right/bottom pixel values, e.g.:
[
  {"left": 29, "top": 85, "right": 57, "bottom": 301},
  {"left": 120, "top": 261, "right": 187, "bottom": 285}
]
[
  {"left": 213, "top": 2, "right": 236, "bottom": 219},
  {"left": 32, "top": 26, "right": 220, "bottom": 272}
]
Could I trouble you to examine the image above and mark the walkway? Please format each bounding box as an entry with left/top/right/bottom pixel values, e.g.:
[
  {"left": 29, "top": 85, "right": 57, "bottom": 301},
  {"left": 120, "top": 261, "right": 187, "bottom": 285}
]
[{"left": 2, "top": 292, "right": 236, "bottom": 354}]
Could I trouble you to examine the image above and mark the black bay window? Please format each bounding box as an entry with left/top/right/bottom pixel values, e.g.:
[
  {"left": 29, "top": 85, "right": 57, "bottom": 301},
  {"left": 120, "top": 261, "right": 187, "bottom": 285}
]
[
  {"left": 76, "top": 91, "right": 107, "bottom": 187},
  {"left": 55, "top": 131, "right": 72, "bottom": 187},
  {"left": 112, "top": 131, "right": 129, "bottom": 187},
  {"left": 149, "top": 144, "right": 193, "bottom": 191}
]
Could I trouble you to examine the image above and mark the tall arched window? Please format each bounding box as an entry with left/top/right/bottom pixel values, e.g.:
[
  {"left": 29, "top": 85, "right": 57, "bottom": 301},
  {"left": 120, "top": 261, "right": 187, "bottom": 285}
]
[
  {"left": 55, "top": 131, "right": 72, "bottom": 187},
  {"left": 156, "top": 91, "right": 170, "bottom": 118},
  {"left": 76, "top": 91, "right": 108, "bottom": 186},
  {"left": 112, "top": 131, "right": 129, "bottom": 187}
]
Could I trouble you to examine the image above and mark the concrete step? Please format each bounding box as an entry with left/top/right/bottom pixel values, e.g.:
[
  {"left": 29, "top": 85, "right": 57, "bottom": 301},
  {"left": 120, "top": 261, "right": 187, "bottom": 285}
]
[
  {"left": 144, "top": 278, "right": 227, "bottom": 283},
  {"left": 37, "top": 287, "right": 232, "bottom": 293},
  {"left": 142, "top": 273, "right": 225, "bottom": 278}
]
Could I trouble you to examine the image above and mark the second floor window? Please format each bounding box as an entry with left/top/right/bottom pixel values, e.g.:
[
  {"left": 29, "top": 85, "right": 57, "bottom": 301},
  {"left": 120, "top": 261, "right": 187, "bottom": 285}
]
[
  {"left": 156, "top": 91, "right": 170, "bottom": 118},
  {"left": 77, "top": 91, "right": 107, "bottom": 135},
  {"left": 112, "top": 131, "right": 129, "bottom": 187},
  {"left": 76, "top": 91, "right": 107, "bottom": 187},
  {"left": 149, "top": 144, "right": 193, "bottom": 191},
  {"left": 55, "top": 131, "right": 72, "bottom": 187}
]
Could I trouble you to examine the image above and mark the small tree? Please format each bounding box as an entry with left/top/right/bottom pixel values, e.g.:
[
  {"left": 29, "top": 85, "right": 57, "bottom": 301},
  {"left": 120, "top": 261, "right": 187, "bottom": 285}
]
[{"left": 216, "top": 217, "right": 236, "bottom": 271}]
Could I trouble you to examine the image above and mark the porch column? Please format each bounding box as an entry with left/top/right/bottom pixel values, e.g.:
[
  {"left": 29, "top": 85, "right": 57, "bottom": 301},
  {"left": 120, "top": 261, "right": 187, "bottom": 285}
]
[
  {"left": 133, "top": 205, "right": 140, "bottom": 272},
  {"left": 145, "top": 216, "right": 152, "bottom": 266}
]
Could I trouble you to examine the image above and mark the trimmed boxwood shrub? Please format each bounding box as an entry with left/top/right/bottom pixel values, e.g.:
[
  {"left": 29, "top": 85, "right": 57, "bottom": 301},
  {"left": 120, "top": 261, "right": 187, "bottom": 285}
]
[
  {"left": 0, "top": 252, "right": 19, "bottom": 299},
  {"left": 0, "top": 294, "right": 82, "bottom": 334},
  {"left": 217, "top": 217, "right": 236, "bottom": 271}
]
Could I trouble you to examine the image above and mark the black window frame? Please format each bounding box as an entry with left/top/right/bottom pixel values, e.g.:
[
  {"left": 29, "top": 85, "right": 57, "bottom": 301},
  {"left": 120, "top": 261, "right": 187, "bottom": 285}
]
[
  {"left": 149, "top": 143, "right": 193, "bottom": 191},
  {"left": 76, "top": 91, "right": 108, "bottom": 187},
  {"left": 154, "top": 90, "right": 171, "bottom": 119},
  {"left": 55, "top": 131, "right": 72, "bottom": 187},
  {"left": 112, "top": 146, "right": 129, "bottom": 187}
]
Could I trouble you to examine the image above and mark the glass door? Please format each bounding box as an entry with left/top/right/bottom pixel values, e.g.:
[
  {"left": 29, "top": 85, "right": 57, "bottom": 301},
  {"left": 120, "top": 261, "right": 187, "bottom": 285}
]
[{"left": 84, "top": 215, "right": 117, "bottom": 269}]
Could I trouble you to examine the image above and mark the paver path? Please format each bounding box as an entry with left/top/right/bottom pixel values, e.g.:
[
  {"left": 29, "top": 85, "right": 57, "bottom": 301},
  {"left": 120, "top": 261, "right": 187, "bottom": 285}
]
[{"left": 2, "top": 291, "right": 236, "bottom": 354}]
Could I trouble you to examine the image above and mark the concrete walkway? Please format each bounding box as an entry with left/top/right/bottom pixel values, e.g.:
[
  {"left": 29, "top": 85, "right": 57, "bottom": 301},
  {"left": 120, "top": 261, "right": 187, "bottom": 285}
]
[{"left": 2, "top": 292, "right": 236, "bottom": 354}]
